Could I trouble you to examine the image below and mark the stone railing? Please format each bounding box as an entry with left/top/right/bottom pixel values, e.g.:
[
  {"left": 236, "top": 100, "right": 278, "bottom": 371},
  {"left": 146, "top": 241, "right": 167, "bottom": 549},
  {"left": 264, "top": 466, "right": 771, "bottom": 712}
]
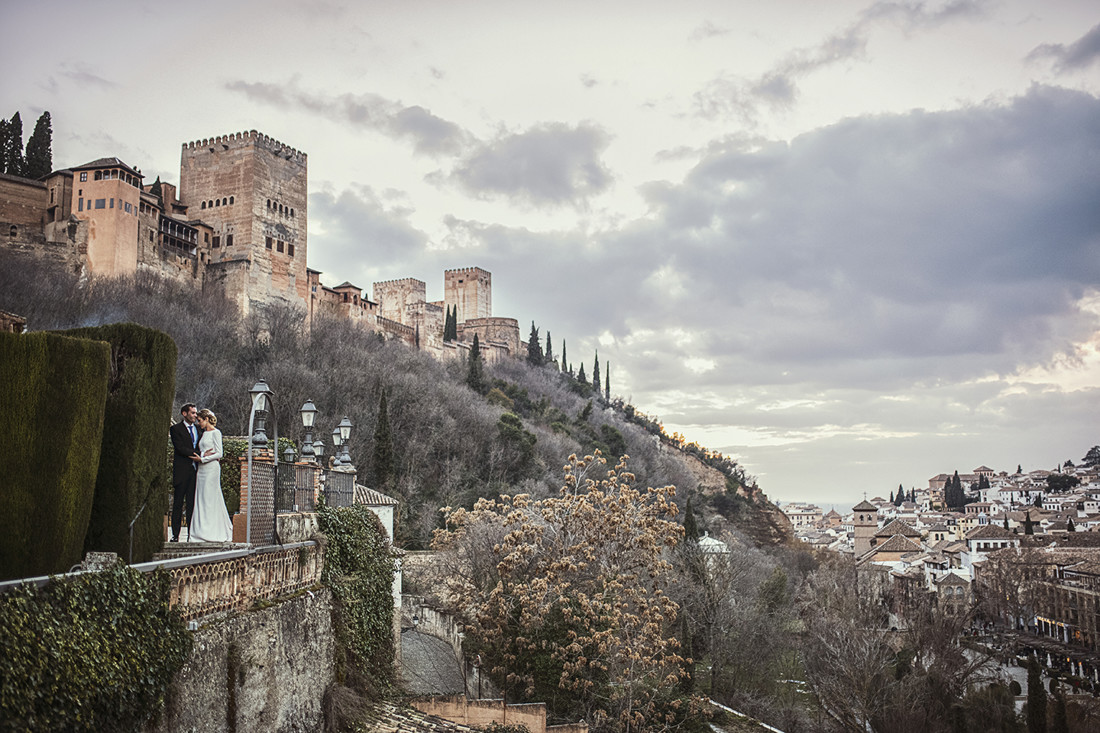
[{"left": 137, "top": 541, "right": 324, "bottom": 622}]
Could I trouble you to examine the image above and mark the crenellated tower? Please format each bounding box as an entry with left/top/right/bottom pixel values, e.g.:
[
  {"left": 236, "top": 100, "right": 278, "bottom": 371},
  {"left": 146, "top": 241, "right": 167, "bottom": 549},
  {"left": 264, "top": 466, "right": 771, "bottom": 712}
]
[
  {"left": 444, "top": 267, "right": 491, "bottom": 324},
  {"left": 179, "top": 130, "right": 308, "bottom": 315}
]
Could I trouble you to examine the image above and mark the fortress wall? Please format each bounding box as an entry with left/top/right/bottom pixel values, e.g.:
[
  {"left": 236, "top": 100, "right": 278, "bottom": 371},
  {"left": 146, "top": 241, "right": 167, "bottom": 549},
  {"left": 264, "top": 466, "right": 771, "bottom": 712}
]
[
  {"left": 180, "top": 131, "right": 308, "bottom": 314},
  {"left": 460, "top": 317, "right": 520, "bottom": 355},
  {"left": 444, "top": 267, "right": 491, "bottom": 323},
  {"left": 373, "top": 278, "right": 426, "bottom": 325}
]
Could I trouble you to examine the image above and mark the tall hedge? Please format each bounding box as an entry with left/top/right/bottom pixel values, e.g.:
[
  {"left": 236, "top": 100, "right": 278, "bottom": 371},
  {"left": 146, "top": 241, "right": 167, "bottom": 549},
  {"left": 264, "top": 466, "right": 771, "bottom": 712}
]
[
  {"left": 0, "top": 331, "right": 110, "bottom": 580},
  {"left": 61, "top": 323, "right": 177, "bottom": 564}
]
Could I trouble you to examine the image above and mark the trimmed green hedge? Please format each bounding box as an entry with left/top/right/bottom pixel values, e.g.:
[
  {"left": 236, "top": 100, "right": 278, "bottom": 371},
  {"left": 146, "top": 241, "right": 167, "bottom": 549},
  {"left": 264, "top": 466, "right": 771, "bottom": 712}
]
[
  {"left": 0, "top": 331, "right": 109, "bottom": 581},
  {"left": 62, "top": 324, "right": 177, "bottom": 564},
  {"left": 0, "top": 562, "right": 192, "bottom": 731}
]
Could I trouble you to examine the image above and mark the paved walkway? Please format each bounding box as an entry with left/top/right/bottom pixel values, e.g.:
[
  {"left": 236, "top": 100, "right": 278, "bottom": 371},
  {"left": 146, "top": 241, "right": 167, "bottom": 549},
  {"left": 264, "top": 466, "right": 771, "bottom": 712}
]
[{"left": 400, "top": 629, "right": 465, "bottom": 696}]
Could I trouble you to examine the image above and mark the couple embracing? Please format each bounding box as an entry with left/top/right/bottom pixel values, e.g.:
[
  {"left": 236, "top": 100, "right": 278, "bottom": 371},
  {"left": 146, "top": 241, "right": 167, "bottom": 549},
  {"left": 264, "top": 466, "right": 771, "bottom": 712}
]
[{"left": 170, "top": 403, "right": 233, "bottom": 543}]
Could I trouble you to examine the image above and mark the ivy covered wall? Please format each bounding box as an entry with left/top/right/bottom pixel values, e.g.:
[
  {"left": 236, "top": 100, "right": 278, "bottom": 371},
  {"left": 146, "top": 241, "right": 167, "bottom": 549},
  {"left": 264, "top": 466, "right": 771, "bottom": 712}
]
[{"left": 0, "top": 331, "right": 110, "bottom": 580}]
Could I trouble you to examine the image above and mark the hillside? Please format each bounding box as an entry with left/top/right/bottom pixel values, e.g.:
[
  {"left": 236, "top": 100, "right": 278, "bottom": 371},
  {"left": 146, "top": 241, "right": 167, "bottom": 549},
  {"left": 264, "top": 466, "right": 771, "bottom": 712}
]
[{"left": 0, "top": 254, "right": 792, "bottom": 549}]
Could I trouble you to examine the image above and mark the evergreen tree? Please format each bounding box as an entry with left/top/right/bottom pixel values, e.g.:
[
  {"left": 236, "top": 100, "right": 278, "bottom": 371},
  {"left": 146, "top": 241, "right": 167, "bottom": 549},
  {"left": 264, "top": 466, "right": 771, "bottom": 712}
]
[
  {"left": 371, "top": 391, "right": 395, "bottom": 490},
  {"left": 890, "top": 490, "right": 894, "bottom": 504},
  {"left": 1004, "top": 516, "right": 1010, "bottom": 530},
  {"left": 1025, "top": 511, "right": 1034, "bottom": 535},
  {"left": 683, "top": 497, "right": 699, "bottom": 541},
  {"left": 443, "top": 306, "right": 456, "bottom": 342},
  {"left": 466, "top": 333, "right": 484, "bottom": 394},
  {"left": 1051, "top": 684, "right": 1068, "bottom": 733},
  {"left": 561, "top": 340, "right": 568, "bottom": 375},
  {"left": 544, "top": 330, "right": 553, "bottom": 364},
  {"left": 895, "top": 485, "right": 904, "bottom": 506},
  {"left": 1082, "top": 446, "right": 1100, "bottom": 468},
  {"left": 1067, "top": 518, "right": 1075, "bottom": 532},
  {"left": 1026, "top": 656, "right": 1047, "bottom": 733},
  {"left": 2, "top": 112, "right": 25, "bottom": 176},
  {"left": 526, "top": 322, "right": 543, "bottom": 365},
  {"left": 149, "top": 176, "right": 162, "bottom": 200},
  {"left": 604, "top": 362, "right": 609, "bottom": 400},
  {"left": 593, "top": 351, "right": 601, "bottom": 394},
  {"left": 24, "top": 111, "right": 52, "bottom": 179},
  {"left": 577, "top": 363, "right": 587, "bottom": 384},
  {"left": 415, "top": 323, "right": 421, "bottom": 349}
]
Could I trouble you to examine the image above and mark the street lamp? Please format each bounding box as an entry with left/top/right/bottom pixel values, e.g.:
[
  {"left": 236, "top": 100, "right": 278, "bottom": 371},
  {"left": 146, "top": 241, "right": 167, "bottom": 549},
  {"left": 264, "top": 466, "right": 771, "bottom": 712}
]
[
  {"left": 337, "top": 416, "right": 354, "bottom": 469},
  {"left": 331, "top": 426, "right": 343, "bottom": 466},
  {"left": 300, "top": 399, "right": 317, "bottom": 461},
  {"left": 249, "top": 379, "right": 271, "bottom": 446},
  {"left": 312, "top": 439, "right": 325, "bottom": 462}
]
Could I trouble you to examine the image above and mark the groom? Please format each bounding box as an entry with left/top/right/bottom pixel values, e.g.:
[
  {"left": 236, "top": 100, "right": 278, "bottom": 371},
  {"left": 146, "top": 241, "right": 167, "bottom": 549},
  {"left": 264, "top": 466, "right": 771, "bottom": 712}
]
[{"left": 169, "top": 403, "right": 200, "bottom": 542}]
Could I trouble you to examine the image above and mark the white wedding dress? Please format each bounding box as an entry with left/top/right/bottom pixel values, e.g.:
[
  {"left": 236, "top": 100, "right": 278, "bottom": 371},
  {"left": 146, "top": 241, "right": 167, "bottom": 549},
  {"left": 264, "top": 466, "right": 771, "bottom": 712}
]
[{"left": 189, "top": 428, "right": 233, "bottom": 542}]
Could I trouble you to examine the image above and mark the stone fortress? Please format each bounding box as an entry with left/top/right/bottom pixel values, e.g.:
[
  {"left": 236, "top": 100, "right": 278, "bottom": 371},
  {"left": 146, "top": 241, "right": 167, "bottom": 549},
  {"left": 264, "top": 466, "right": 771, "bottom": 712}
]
[{"left": 0, "top": 129, "right": 521, "bottom": 361}]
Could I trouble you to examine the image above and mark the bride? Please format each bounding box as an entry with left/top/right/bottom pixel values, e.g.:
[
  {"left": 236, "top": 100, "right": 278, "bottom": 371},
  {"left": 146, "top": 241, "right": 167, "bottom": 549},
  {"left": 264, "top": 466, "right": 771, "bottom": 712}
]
[{"left": 189, "top": 408, "right": 234, "bottom": 543}]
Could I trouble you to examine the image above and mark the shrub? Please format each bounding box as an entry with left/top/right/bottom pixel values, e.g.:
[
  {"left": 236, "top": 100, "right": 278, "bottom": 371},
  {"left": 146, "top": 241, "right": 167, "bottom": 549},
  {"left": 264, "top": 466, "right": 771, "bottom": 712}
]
[
  {"left": 61, "top": 323, "right": 177, "bottom": 564},
  {"left": 0, "top": 331, "right": 109, "bottom": 580},
  {"left": 318, "top": 503, "right": 397, "bottom": 694},
  {"left": 0, "top": 562, "right": 192, "bottom": 730}
]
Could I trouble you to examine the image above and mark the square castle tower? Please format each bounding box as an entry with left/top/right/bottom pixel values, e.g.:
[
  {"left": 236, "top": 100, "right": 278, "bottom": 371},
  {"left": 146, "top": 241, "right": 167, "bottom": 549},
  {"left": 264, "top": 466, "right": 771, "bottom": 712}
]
[{"left": 179, "top": 131, "right": 307, "bottom": 315}]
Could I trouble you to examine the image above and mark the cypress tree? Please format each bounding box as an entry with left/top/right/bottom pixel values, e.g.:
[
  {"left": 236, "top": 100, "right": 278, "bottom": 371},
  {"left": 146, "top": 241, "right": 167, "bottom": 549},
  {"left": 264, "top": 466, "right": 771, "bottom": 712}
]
[
  {"left": 371, "top": 391, "right": 394, "bottom": 490},
  {"left": 24, "top": 111, "right": 52, "bottom": 179},
  {"left": 561, "top": 340, "right": 568, "bottom": 375},
  {"left": 526, "top": 322, "right": 543, "bottom": 365},
  {"left": 577, "top": 363, "right": 587, "bottom": 384},
  {"left": 1004, "top": 516, "right": 1010, "bottom": 530},
  {"left": 684, "top": 498, "right": 699, "bottom": 541},
  {"left": 890, "top": 491, "right": 894, "bottom": 503},
  {"left": 2, "top": 112, "right": 25, "bottom": 176},
  {"left": 1051, "top": 685, "right": 1068, "bottom": 733},
  {"left": 605, "top": 362, "right": 609, "bottom": 400},
  {"left": 1026, "top": 656, "right": 1047, "bottom": 733},
  {"left": 415, "top": 323, "right": 421, "bottom": 350},
  {"left": 593, "top": 351, "right": 601, "bottom": 394},
  {"left": 1025, "top": 511, "right": 1034, "bottom": 535},
  {"left": 149, "top": 176, "right": 162, "bottom": 200},
  {"left": 545, "top": 331, "right": 553, "bottom": 364},
  {"left": 466, "top": 333, "right": 484, "bottom": 394},
  {"left": 1067, "top": 518, "right": 1075, "bottom": 532}
]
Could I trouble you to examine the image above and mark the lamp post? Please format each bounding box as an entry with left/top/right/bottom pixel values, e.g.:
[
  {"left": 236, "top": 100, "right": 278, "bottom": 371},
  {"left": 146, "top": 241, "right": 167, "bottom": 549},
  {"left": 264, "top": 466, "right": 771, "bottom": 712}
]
[
  {"left": 331, "top": 426, "right": 343, "bottom": 466},
  {"left": 313, "top": 439, "right": 325, "bottom": 462},
  {"left": 337, "top": 416, "right": 354, "bottom": 470},
  {"left": 300, "top": 399, "right": 317, "bottom": 462},
  {"left": 249, "top": 379, "right": 271, "bottom": 447},
  {"left": 246, "top": 379, "right": 276, "bottom": 545}
]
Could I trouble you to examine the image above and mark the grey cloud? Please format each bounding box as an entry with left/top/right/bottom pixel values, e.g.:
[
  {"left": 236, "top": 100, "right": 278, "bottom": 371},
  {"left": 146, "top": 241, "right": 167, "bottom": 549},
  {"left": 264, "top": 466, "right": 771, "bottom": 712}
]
[
  {"left": 689, "top": 21, "right": 730, "bottom": 41},
  {"left": 448, "top": 122, "right": 613, "bottom": 208},
  {"left": 226, "top": 80, "right": 468, "bottom": 156},
  {"left": 696, "top": 1, "right": 983, "bottom": 121},
  {"left": 1028, "top": 22, "right": 1100, "bottom": 73},
  {"left": 58, "top": 62, "right": 116, "bottom": 89},
  {"left": 308, "top": 186, "right": 431, "bottom": 284}
]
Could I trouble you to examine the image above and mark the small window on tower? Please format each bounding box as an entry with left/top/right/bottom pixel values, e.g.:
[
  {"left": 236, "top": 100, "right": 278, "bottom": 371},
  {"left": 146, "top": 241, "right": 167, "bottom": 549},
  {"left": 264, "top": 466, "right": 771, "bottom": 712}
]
[
  {"left": 215, "top": 199, "right": 220, "bottom": 207},
  {"left": 212, "top": 235, "right": 220, "bottom": 248},
  {"left": 80, "top": 172, "right": 87, "bottom": 182},
  {"left": 201, "top": 202, "right": 206, "bottom": 209},
  {"left": 229, "top": 196, "right": 234, "bottom": 205},
  {"left": 277, "top": 240, "right": 284, "bottom": 253},
  {"left": 288, "top": 244, "right": 295, "bottom": 256},
  {"left": 226, "top": 234, "right": 233, "bottom": 247},
  {"left": 266, "top": 237, "right": 273, "bottom": 250}
]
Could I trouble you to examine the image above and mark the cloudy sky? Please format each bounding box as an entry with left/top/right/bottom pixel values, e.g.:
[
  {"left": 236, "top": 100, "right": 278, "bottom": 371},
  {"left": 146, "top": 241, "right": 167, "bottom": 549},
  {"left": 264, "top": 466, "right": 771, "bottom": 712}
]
[{"left": 4, "top": 0, "right": 1099, "bottom": 505}]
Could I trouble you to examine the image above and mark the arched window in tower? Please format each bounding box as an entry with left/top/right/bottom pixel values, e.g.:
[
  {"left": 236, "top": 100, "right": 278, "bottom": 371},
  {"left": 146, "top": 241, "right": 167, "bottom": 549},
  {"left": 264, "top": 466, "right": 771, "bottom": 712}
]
[
  {"left": 222, "top": 198, "right": 228, "bottom": 206},
  {"left": 290, "top": 208, "right": 294, "bottom": 217},
  {"left": 9, "top": 225, "right": 17, "bottom": 238},
  {"left": 267, "top": 199, "right": 271, "bottom": 209},
  {"left": 201, "top": 201, "right": 206, "bottom": 209},
  {"left": 215, "top": 199, "right": 220, "bottom": 207},
  {"left": 229, "top": 196, "right": 234, "bottom": 205}
]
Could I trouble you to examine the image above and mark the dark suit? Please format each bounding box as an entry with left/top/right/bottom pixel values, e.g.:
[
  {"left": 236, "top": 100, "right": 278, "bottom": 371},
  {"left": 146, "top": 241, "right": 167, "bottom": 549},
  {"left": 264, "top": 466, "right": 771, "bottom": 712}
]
[{"left": 170, "top": 419, "right": 199, "bottom": 540}]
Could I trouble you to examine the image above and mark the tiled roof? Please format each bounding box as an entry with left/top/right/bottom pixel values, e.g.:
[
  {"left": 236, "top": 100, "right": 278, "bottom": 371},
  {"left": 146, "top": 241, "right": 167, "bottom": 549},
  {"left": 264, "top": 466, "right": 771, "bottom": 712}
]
[
  {"left": 361, "top": 702, "right": 476, "bottom": 733},
  {"left": 876, "top": 519, "right": 921, "bottom": 538},
  {"left": 72, "top": 156, "right": 141, "bottom": 176},
  {"left": 853, "top": 500, "right": 877, "bottom": 511},
  {"left": 355, "top": 484, "right": 400, "bottom": 506},
  {"left": 966, "top": 524, "right": 1013, "bottom": 540},
  {"left": 874, "top": 535, "right": 923, "bottom": 554}
]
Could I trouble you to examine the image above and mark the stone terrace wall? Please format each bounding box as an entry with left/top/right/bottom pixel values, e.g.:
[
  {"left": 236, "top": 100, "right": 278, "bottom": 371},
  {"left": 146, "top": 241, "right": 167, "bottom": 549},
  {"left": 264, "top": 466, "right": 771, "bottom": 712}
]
[{"left": 147, "top": 588, "right": 334, "bottom": 733}]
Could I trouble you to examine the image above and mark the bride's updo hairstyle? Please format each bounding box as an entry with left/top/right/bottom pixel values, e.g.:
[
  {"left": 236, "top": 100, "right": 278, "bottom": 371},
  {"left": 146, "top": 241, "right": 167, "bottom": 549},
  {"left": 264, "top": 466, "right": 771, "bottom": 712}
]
[{"left": 198, "top": 409, "right": 218, "bottom": 427}]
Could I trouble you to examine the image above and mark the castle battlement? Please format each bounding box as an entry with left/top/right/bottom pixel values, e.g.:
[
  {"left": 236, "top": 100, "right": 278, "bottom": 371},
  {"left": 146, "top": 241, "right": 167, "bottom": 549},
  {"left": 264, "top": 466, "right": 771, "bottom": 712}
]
[
  {"left": 182, "top": 130, "right": 307, "bottom": 164},
  {"left": 373, "top": 277, "right": 425, "bottom": 288},
  {"left": 444, "top": 266, "right": 490, "bottom": 276}
]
